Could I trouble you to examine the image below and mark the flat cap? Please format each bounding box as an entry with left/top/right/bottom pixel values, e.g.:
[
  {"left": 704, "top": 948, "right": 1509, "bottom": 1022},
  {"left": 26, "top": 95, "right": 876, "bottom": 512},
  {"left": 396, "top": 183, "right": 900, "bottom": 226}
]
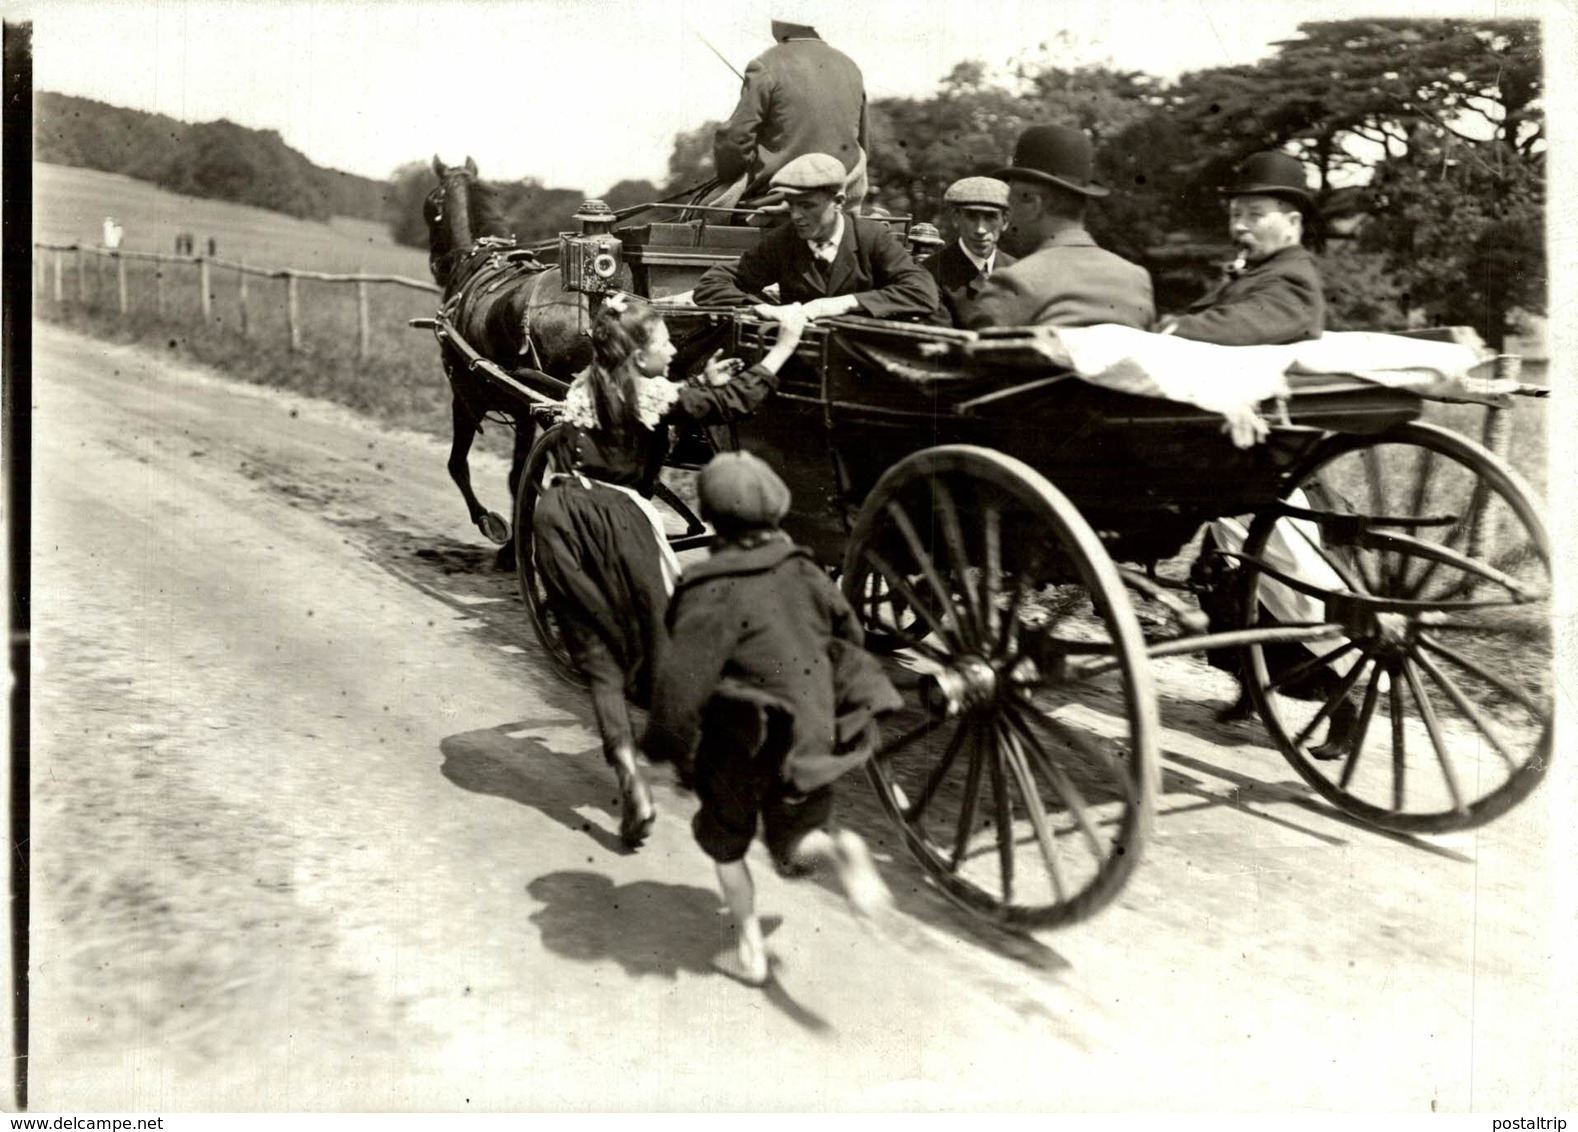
[
  {"left": 698, "top": 451, "right": 792, "bottom": 529},
  {"left": 907, "top": 222, "right": 945, "bottom": 247},
  {"left": 769, "top": 152, "right": 847, "bottom": 195},
  {"left": 943, "top": 176, "right": 1010, "bottom": 210}
]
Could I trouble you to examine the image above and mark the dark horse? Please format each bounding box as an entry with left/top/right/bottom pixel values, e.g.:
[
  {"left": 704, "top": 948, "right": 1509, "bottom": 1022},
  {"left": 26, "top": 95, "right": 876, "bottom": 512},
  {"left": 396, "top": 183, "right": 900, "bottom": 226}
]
[{"left": 424, "top": 156, "right": 593, "bottom": 565}]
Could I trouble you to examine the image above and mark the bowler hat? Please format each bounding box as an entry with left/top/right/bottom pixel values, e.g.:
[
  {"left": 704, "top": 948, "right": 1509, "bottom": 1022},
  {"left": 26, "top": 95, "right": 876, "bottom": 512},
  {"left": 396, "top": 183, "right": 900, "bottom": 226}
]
[
  {"left": 698, "top": 451, "right": 792, "bottom": 529},
  {"left": 769, "top": 153, "right": 848, "bottom": 196},
  {"left": 1221, "top": 151, "right": 1315, "bottom": 209},
  {"left": 943, "top": 176, "right": 1011, "bottom": 210},
  {"left": 994, "top": 125, "right": 1108, "bottom": 198}
]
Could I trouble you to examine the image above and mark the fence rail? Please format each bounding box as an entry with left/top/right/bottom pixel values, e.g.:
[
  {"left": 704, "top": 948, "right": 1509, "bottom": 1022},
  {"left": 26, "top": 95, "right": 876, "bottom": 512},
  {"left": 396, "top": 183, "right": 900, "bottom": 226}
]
[{"left": 34, "top": 241, "right": 440, "bottom": 360}]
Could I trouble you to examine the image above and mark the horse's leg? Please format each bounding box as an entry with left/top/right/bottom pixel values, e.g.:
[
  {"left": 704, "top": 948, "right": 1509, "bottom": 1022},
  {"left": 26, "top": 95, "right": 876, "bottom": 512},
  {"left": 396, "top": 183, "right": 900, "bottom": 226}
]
[{"left": 448, "top": 394, "right": 511, "bottom": 546}]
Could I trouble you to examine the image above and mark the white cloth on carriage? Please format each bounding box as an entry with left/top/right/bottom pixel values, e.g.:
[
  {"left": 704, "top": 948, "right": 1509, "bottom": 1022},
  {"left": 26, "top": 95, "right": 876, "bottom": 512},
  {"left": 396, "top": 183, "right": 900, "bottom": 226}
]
[{"left": 1026, "top": 324, "right": 1488, "bottom": 448}]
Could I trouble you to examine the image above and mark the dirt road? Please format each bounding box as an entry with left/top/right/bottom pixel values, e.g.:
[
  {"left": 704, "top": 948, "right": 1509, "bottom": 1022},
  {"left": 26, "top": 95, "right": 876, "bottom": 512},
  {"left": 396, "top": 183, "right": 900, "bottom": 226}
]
[{"left": 26, "top": 323, "right": 1572, "bottom": 1111}]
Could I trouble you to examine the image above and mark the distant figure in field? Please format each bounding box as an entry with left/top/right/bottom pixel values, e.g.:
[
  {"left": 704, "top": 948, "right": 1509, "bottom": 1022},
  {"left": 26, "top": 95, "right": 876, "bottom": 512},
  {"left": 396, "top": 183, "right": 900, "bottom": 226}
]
[
  {"left": 102, "top": 217, "right": 122, "bottom": 250},
  {"left": 207, "top": 237, "right": 218, "bottom": 257}
]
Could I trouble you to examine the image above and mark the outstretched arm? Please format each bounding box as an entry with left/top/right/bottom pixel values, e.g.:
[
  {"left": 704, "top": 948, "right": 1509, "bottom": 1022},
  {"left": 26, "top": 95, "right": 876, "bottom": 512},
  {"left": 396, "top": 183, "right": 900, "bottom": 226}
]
[
  {"left": 714, "top": 59, "right": 771, "bottom": 183},
  {"left": 844, "top": 224, "right": 940, "bottom": 320},
  {"left": 674, "top": 307, "right": 807, "bottom": 423}
]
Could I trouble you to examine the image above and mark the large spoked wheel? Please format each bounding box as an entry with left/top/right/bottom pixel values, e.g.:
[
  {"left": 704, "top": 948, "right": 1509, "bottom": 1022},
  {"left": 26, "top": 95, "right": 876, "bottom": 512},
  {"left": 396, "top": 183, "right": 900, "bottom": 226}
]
[
  {"left": 1240, "top": 421, "right": 1550, "bottom": 833},
  {"left": 842, "top": 446, "right": 1159, "bottom": 930},
  {"left": 514, "top": 423, "right": 587, "bottom": 687}
]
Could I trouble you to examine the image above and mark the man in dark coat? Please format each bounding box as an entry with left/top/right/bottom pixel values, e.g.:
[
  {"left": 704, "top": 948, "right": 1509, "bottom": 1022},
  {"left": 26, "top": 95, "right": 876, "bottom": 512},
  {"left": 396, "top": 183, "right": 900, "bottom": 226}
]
[
  {"left": 964, "top": 125, "right": 1154, "bottom": 331},
  {"left": 692, "top": 153, "right": 938, "bottom": 322},
  {"left": 1158, "top": 150, "right": 1325, "bottom": 345},
  {"left": 925, "top": 176, "right": 1018, "bottom": 328},
  {"left": 713, "top": 18, "right": 868, "bottom": 212}
]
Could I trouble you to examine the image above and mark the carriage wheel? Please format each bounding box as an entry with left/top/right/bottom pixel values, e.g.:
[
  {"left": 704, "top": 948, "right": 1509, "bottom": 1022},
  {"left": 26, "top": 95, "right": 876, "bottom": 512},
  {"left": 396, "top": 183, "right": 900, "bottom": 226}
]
[
  {"left": 1240, "top": 421, "right": 1550, "bottom": 833},
  {"left": 842, "top": 446, "right": 1159, "bottom": 930},
  {"left": 514, "top": 423, "right": 587, "bottom": 687}
]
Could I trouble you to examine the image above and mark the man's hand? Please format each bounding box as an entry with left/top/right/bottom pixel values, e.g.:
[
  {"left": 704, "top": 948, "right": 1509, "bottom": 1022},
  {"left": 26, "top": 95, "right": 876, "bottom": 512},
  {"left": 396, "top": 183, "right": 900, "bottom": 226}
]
[
  {"left": 801, "top": 294, "right": 862, "bottom": 321},
  {"left": 750, "top": 302, "right": 805, "bottom": 322}
]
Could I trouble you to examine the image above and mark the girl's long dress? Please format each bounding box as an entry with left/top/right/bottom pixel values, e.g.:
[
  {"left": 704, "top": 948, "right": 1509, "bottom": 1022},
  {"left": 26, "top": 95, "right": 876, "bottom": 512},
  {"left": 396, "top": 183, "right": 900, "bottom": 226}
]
[{"left": 532, "top": 364, "right": 777, "bottom": 759}]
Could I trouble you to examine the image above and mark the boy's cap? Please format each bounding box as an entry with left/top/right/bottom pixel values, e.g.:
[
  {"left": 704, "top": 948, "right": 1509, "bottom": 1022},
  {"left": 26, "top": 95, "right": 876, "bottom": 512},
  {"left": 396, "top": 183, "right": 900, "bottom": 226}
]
[
  {"left": 699, "top": 451, "right": 792, "bottom": 527},
  {"left": 769, "top": 153, "right": 848, "bottom": 195},
  {"left": 943, "top": 176, "right": 1011, "bottom": 210}
]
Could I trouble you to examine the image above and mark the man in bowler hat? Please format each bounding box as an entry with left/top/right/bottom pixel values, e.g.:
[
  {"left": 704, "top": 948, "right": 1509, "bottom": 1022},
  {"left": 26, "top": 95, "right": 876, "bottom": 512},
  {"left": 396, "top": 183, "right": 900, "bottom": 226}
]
[
  {"left": 693, "top": 153, "right": 937, "bottom": 323},
  {"left": 1158, "top": 150, "right": 1325, "bottom": 345},
  {"left": 713, "top": 16, "right": 869, "bottom": 213},
  {"left": 962, "top": 124, "right": 1154, "bottom": 330},
  {"left": 925, "top": 176, "right": 1018, "bottom": 328}
]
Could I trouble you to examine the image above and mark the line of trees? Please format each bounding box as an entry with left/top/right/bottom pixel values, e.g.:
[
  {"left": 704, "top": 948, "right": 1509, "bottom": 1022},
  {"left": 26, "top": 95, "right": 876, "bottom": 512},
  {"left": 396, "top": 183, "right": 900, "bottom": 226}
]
[
  {"left": 37, "top": 92, "right": 390, "bottom": 223},
  {"left": 659, "top": 19, "right": 1545, "bottom": 347}
]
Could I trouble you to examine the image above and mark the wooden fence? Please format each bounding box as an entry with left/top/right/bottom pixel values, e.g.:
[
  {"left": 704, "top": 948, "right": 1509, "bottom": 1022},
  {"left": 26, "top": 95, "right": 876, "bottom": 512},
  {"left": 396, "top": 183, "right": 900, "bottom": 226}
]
[{"left": 34, "top": 241, "right": 441, "bottom": 360}]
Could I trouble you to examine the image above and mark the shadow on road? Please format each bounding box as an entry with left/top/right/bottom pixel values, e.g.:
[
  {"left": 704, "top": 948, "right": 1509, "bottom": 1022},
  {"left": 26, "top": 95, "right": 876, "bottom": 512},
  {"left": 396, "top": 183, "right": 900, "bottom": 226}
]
[
  {"left": 440, "top": 723, "right": 628, "bottom": 856},
  {"left": 527, "top": 870, "right": 831, "bottom": 1034}
]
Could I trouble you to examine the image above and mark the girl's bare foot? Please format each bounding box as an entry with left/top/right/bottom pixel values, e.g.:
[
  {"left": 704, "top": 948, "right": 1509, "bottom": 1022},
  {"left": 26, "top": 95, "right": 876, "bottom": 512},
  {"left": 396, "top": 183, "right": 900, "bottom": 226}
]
[
  {"left": 831, "top": 830, "right": 893, "bottom": 919},
  {"left": 711, "top": 932, "right": 769, "bottom": 987}
]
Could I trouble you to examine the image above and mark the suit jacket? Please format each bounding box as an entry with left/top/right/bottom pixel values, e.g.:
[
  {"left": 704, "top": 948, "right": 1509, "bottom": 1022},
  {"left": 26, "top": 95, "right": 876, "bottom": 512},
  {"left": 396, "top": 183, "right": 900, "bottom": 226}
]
[
  {"left": 1165, "top": 245, "right": 1325, "bottom": 346},
  {"left": 692, "top": 216, "right": 939, "bottom": 320},
  {"left": 963, "top": 227, "right": 1155, "bottom": 330},
  {"left": 714, "top": 35, "right": 868, "bottom": 202},
  {"left": 925, "top": 241, "right": 1018, "bottom": 327}
]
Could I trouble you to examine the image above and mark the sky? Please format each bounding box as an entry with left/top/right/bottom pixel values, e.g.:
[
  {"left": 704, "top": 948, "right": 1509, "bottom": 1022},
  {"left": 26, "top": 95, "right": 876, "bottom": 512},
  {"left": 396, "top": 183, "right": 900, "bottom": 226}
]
[{"left": 22, "top": 0, "right": 1550, "bottom": 195}]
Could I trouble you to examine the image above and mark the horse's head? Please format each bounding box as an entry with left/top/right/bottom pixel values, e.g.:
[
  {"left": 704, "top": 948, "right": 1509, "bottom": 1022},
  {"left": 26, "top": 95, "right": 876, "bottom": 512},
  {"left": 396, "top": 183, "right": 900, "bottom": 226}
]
[{"left": 426, "top": 155, "right": 509, "bottom": 292}]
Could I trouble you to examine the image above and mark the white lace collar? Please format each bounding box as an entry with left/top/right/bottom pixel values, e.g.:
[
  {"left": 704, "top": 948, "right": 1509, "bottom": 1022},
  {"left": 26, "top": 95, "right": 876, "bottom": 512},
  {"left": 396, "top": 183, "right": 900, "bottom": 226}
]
[{"left": 561, "top": 368, "right": 683, "bottom": 431}]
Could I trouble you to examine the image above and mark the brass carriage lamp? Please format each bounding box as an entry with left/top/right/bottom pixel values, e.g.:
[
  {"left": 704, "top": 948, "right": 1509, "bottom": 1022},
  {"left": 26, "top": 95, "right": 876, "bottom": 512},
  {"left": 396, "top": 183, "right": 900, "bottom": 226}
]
[{"left": 560, "top": 199, "right": 624, "bottom": 295}]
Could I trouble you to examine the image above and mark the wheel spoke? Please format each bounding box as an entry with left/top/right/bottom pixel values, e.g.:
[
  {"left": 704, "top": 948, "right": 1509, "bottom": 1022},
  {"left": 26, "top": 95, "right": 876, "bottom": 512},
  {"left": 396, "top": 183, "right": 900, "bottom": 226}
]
[
  {"left": 1016, "top": 694, "right": 1134, "bottom": 802},
  {"left": 949, "top": 724, "right": 988, "bottom": 871},
  {"left": 886, "top": 498, "right": 980, "bottom": 649},
  {"left": 900, "top": 717, "right": 972, "bottom": 823},
  {"left": 987, "top": 727, "right": 1015, "bottom": 902},
  {"left": 1002, "top": 703, "right": 1107, "bottom": 862},
  {"left": 863, "top": 548, "right": 957, "bottom": 648},
  {"left": 1417, "top": 634, "right": 1546, "bottom": 717},
  {"left": 1339, "top": 662, "right": 1386, "bottom": 790},
  {"left": 999, "top": 723, "right": 1068, "bottom": 905},
  {"left": 999, "top": 569, "right": 1030, "bottom": 655},
  {"left": 1361, "top": 446, "right": 1395, "bottom": 587},
  {"left": 877, "top": 714, "right": 944, "bottom": 760},
  {"left": 932, "top": 477, "right": 986, "bottom": 644},
  {"left": 1410, "top": 646, "right": 1525, "bottom": 771},
  {"left": 1401, "top": 658, "right": 1467, "bottom": 815},
  {"left": 1264, "top": 637, "right": 1362, "bottom": 695},
  {"left": 1390, "top": 661, "right": 1407, "bottom": 811},
  {"left": 1292, "top": 646, "right": 1376, "bottom": 752},
  {"left": 982, "top": 505, "right": 1002, "bottom": 643}
]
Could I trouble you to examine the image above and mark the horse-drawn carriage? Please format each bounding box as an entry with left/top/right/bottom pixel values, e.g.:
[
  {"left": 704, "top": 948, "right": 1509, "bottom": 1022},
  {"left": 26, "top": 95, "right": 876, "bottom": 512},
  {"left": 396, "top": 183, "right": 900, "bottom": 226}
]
[{"left": 417, "top": 162, "right": 1551, "bottom": 931}]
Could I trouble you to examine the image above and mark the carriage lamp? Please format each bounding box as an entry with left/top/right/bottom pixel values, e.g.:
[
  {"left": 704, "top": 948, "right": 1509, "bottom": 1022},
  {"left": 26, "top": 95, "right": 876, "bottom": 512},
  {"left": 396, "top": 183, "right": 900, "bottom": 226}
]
[{"left": 560, "top": 199, "right": 624, "bottom": 294}]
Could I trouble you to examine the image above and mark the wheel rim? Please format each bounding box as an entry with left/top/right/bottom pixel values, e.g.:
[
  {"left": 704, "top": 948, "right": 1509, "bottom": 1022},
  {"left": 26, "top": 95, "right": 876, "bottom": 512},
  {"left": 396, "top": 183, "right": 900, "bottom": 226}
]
[
  {"left": 843, "top": 446, "right": 1158, "bottom": 929},
  {"left": 515, "top": 424, "right": 588, "bottom": 687},
  {"left": 1242, "top": 421, "right": 1550, "bottom": 833}
]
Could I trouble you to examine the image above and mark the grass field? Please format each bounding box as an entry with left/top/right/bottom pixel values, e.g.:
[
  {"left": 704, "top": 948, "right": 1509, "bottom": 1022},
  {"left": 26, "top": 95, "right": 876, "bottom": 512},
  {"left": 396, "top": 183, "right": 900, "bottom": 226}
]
[{"left": 35, "top": 162, "right": 429, "bottom": 276}]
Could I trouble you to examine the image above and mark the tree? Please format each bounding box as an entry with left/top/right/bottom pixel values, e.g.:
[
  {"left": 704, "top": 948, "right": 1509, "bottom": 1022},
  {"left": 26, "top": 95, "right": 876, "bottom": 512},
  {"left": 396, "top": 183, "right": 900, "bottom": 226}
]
[
  {"left": 664, "top": 122, "right": 722, "bottom": 192},
  {"left": 600, "top": 178, "right": 663, "bottom": 213},
  {"left": 1127, "top": 19, "right": 1543, "bottom": 342},
  {"left": 386, "top": 160, "right": 435, "bottom": 248}
]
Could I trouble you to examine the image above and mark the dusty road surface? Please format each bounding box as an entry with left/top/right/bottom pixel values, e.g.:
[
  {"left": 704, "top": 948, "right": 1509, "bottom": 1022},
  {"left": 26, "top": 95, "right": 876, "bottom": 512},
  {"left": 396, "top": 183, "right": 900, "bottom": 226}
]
[{"left": 28, "top": 323, "right": 1572, "bottom": 1111}]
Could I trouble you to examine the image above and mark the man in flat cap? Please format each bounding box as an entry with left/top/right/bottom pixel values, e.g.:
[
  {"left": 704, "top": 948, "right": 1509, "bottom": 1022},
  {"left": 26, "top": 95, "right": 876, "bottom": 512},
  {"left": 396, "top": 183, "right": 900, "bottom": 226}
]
[
  {"left": 1157, "top": 150, "right": 1325, "bottom": 345},
  {"left": 713, "top": 16, "right": 869, "bottom": 214},
  {"left": 693, "top": 153, "right": 938, "bottom": 323},
  {"left": 964, "top": 125, "right": 1154, "bottom": 331},
  {"left": 925, "top": 176, "right": 1018, "bottom": 328}
]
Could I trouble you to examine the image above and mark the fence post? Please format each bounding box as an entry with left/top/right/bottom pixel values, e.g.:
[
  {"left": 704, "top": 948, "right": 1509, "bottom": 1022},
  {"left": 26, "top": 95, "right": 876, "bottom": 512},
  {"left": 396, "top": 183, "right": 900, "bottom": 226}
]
[
  {"left": 116, "top": 254, "right": 128, "bottom": 315},
  {"left": 357, "top": 276, "right": 371, "bottom": 360},
  {"left": 287, "top": 273, "right": 301, "bottom": 352},
  {"left": 199, "top": 257, "right": 212, "bottom": 322},
  {"left": 238, "top": 262, "right": 250, "bottom": 338},
  {"left": 76, "top": 247, "right": 86, "bottom": 302},
  {"left": 54, "top": 249, "right": 64, "bottom": 303}
]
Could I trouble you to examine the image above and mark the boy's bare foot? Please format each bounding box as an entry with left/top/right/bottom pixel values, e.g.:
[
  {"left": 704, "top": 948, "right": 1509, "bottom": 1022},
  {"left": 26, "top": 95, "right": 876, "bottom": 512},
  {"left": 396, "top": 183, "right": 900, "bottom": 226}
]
[
  {"left": 832, "top": 830, "right": 894, "bottom": 920},
  {"left": 711, "top": 940, "right": 769, "bottom": 988}
]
